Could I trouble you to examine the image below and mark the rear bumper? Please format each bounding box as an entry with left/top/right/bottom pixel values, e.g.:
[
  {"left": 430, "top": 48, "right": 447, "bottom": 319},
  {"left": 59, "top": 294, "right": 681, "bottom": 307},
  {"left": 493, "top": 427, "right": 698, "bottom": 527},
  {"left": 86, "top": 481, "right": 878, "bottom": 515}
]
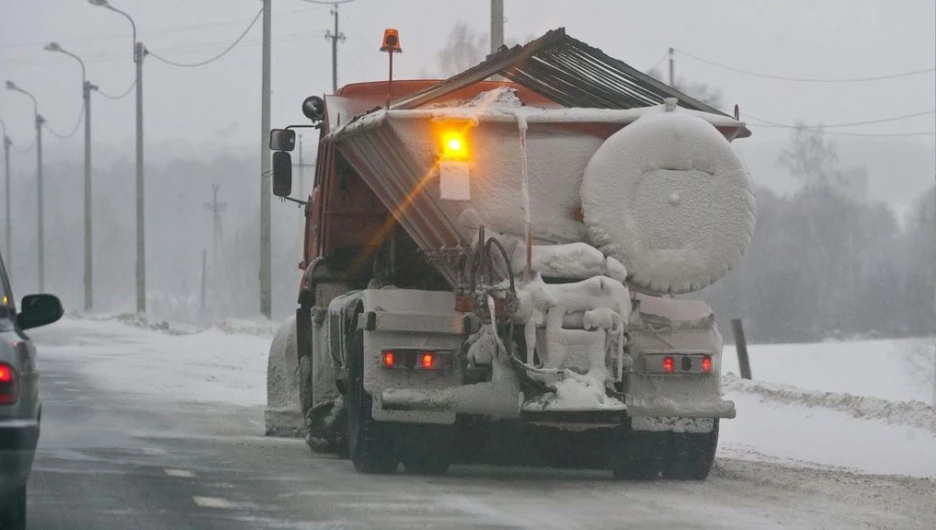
[
  {"left": 0, "top": 419, "right": 39, "bottom": 493},
  {"left": 379, "top": 385, "right": 734, "bottom": 420},
  {"left": 626, "top": 397, "right": 736, "bottom": 419}
]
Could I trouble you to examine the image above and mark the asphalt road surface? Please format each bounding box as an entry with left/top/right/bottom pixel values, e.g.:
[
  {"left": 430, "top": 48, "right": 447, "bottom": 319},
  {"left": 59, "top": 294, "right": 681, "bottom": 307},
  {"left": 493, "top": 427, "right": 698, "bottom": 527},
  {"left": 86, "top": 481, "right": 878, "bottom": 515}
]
[{"left": 21, "top": 324, "right": 936, "bottom": 529}]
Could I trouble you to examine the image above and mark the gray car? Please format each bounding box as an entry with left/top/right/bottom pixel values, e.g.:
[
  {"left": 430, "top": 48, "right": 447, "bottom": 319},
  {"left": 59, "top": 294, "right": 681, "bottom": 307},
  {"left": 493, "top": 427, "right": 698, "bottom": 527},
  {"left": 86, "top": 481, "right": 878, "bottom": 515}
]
[{"left": 0, "top": 252, "right": 62, "bottom": 529}]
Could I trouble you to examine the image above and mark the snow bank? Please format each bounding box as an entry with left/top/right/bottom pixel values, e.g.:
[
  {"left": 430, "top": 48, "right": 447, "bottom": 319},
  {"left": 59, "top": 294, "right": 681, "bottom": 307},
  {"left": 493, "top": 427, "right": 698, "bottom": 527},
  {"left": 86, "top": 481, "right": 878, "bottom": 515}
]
[
  {"left": 69, "top": 311, "right": 277, "bottom": 338},
  {"left": 720, "top": 385, "right": 936, "bottom": 478},
  {"left": 722, "top": 338, "right": 934, "bottom": 404},
  {"left": 35, "top": 317, "right": 270, "bottom": 406},
  {"left": 724, "top": 374, "right": 936, "bottom": 434}
]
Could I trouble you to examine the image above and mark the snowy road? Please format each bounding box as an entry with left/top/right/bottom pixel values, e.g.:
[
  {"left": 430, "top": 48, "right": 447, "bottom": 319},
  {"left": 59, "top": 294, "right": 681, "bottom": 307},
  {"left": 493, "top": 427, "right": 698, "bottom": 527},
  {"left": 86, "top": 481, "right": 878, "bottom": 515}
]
[{"left": 22, "top": 319, "right": 936, "bottom": 529}]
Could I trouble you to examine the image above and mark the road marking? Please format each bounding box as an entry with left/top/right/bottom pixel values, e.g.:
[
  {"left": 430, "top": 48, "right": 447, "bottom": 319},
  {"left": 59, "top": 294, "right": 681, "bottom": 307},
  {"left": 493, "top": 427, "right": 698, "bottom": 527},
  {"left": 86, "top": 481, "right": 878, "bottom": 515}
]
[
  {"left": 193, "top": 496, "right": 232, "bottom": 509},
  {"left": 164, "top": 469, "right": 196, "bottom": 478}
]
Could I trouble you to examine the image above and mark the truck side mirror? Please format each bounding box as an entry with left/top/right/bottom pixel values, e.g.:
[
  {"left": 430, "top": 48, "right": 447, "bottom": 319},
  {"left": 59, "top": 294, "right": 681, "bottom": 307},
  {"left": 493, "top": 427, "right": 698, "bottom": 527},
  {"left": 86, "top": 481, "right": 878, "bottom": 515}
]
[
  {"left": 269, "top": 129, "right": 296, "bottom": 152},
  {"left": 272, "top": 151, "right": 292, "bottom": 197}
]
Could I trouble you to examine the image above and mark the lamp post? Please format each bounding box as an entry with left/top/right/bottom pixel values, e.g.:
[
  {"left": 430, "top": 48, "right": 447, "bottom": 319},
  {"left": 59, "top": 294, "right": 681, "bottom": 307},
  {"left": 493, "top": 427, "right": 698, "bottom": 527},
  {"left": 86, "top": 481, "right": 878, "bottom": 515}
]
[
  {"left": 89, "top": 0, "right": 146, "bottom": 312},
  {"left": 45, "top": 42, "right": 96, "bottom": 311},
  {"left": 5, "top": 81, "right": 45, "bottom": 292},
  {"left": 0, "top": 118, "right": 10, "bottom": 267}
]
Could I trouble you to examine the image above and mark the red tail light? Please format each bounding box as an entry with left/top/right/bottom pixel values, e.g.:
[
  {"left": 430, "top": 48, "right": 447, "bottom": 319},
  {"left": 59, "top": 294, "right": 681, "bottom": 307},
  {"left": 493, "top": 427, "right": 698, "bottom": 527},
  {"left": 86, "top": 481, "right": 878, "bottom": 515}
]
[
  {"left": 0, "top": 362, "right": 18, "bottom": 405},
  {"left": 662, "top": 356, "right": 675, "bottom": 374},
  {"left": 702, "top": 355, "right": 712, "bottom": 373},
  {"left": 381, "top": 351, "right": 396, "bottom": 369},
  {"left": 420, "top": 352, "right": 435, "bottom": 369},
  {"left": 380, "top": 349, "right": 450, "bottom": 370}
]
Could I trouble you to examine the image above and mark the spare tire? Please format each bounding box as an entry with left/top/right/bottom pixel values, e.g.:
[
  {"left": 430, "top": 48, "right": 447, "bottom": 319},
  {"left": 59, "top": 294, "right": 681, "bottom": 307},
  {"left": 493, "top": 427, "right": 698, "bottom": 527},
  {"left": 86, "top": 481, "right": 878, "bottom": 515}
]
[{"left": 581, "top": 112, "right": 755, "bottom": 294}]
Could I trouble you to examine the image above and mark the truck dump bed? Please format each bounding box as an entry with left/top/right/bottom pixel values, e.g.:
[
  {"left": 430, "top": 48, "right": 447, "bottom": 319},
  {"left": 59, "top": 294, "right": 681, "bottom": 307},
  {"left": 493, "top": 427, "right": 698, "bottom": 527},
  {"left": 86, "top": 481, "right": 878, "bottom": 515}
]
[{"left": 324, "top": 28, "right": 753, "bottom": 294}]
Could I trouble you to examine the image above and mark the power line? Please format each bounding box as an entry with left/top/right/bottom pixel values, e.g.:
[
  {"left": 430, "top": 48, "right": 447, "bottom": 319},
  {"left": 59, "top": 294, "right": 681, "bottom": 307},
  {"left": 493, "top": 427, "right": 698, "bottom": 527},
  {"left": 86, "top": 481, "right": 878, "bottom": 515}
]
[
  {"left": 744, "top": 109, "right": 936, "bottom": 129},
  {"left": 147, "top": 7, "right": 262, "bottom": 68},
  {"left": 0, "top": 6, "right": 323, "bottom": 50},
  {"left": 96, "top": 80, "right": 136, "bottom": 100},
  {"left": 648, "top": 50, "right": 669, "bottom": 73},
  {"left": 745, "top": 124, "right": 935, "bottom": 137},
  {"left": 12, "top": 139, "right": 35, "bottom": 153},
  {"left": 43, "top": 101, "right": 87, "bottom": 139},
  {"left": 676, "top": 49, "right": 935, "bottom": 83},
  {"left": 796, "top": 129, "right": 935, "bottom": 137},
  {"left": 1, "top": 30, "right": 328, "bottom": 68}
]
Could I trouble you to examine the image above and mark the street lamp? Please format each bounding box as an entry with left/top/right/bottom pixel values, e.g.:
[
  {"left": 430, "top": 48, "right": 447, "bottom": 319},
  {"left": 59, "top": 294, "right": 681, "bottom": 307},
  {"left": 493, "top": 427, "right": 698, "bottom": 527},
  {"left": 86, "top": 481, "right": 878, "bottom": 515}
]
[
  {"left": 0, "top": 118, "right": 11, "bottom": 269},
  {"left": 5, "top": 81, "right": 46, "bottom": 292},
  {"left": 88, "top": 0, "right": 146, "bottom": 313},
  {"left": 45, "top": 41, "right": 95, "bottom": 311}
]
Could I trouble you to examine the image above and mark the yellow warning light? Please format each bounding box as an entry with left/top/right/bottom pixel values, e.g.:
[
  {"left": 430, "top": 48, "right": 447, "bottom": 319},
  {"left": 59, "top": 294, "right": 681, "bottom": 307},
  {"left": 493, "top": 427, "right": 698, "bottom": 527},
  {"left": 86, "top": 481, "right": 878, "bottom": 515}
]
[{"left": 441, "top": 131, "right": 468, "bottom": 160}]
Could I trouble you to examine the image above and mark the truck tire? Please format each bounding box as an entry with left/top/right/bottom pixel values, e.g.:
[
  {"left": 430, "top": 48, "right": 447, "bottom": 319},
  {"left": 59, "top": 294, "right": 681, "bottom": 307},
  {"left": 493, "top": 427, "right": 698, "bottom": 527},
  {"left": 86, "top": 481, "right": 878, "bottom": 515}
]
[
  {"left": 400, "top": 424, "right": 453, "bottom": 475},
  {"left": 610, "top": 422, "right": 665, "bottom": 480},
  {"left": 0, "top": 484, "right": 26, "bottom": 530},
  {"left": 662, "top": 419, "right": 719, "bottom": 480},
  {"left": 581, "top": 112, "right": 755, "bottom": 294},
  {"left": 347, "top": 330, "right": 399, "bottom": 474}
]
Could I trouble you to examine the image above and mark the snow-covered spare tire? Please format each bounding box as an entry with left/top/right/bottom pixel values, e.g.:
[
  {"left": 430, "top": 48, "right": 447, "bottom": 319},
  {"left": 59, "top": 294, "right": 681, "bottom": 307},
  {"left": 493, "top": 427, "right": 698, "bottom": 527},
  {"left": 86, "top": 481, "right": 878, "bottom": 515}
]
[{"left": 581, "top": 112, "right": 755, "bottom": 294}]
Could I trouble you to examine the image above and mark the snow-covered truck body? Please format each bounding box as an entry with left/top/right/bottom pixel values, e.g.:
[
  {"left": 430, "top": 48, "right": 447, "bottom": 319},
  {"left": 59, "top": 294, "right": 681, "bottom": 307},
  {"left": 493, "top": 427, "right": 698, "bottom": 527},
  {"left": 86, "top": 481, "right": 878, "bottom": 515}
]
[{"left": 266, "top": 28, "right": 754, "bottom": 479}]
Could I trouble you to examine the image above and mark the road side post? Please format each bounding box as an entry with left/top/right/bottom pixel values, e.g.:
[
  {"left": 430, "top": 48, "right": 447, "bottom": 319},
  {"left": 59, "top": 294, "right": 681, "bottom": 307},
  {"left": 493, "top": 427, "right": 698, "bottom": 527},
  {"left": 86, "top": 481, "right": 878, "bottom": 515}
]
[{"left": 731, "top": 318, "right": 752, "bottom": 380}]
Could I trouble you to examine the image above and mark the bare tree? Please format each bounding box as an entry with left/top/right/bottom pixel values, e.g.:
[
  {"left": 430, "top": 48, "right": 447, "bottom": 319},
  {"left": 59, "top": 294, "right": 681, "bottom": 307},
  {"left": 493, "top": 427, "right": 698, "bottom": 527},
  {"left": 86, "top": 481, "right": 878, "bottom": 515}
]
[
  {"left": 436, "top": 22, "right": 489, "bottom": 77},
  {"left": 646, "top": 68, "right": 724, "bottom": 109}
]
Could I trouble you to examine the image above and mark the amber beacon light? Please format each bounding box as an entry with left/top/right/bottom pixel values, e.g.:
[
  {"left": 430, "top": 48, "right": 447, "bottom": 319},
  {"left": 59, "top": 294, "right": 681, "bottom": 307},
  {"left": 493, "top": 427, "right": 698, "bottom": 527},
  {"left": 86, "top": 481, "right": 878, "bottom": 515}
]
[{"left": 380, "top": 29, "right": 402, "bottom": 53}]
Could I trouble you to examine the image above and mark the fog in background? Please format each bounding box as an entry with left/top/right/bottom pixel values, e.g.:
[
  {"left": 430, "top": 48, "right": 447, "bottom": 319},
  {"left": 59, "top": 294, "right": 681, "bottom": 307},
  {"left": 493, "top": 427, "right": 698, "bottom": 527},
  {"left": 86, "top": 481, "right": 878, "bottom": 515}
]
[{"left": 0, "top": 1, "right": 934, "bottom": 342}]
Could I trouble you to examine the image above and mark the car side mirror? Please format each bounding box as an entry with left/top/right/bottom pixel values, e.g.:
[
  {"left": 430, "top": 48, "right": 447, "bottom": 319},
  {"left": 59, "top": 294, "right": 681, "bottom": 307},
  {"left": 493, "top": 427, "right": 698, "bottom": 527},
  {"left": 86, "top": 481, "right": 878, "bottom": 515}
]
[
  {"left": 269, "top": 129, "right": 296, "bottom": 152},
  {"left": 17, "top": 294, "right": 63, "bottom": 330},
  {"left": 272, "top": 151, "right": 292, "bottom": 197}
]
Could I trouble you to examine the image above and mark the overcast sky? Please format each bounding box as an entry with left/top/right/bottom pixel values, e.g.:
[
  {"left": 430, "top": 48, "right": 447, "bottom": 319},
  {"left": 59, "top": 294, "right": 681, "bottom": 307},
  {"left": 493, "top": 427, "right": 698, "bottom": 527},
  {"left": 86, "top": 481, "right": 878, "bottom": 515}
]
[{"left": 1, "top": 0, "right": 934, "bottom": 209}]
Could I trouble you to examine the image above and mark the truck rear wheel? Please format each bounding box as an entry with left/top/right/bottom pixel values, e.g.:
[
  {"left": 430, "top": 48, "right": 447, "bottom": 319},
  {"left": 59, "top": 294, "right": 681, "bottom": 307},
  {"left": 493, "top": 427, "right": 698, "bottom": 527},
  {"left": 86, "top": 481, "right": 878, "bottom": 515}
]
[
  {"left": 610, "top": 422, "right": 665, "bottom": 480},
  {"left": 661, "top": 419, "right": 719, "bottom": 480},
  {"left": 347, "top": 330, "right": 399, "bottom": 474}
]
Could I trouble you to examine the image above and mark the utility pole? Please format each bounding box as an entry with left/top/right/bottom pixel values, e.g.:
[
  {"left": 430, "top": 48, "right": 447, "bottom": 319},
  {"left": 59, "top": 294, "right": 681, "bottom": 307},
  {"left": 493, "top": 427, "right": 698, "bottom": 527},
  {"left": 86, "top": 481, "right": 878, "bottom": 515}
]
[
  {"left": 135, "top": 41, "right": 146, "bottom": 312},
  {"left": 84, "top": 80, "right": 93, "bottom": 310},
  {"left": 204, "top": 185, "right": 227, "bottom": 318},
  {"left": 260, "top": 0, "right": 272, "bottom": 318},
  {"left": 200, "top": 249, "right": 207, "bottom": 315},
  {"left": 668, "top": 47, "right": 675, "bottom": 87},
  {"left": 0, "top": 119, "right": 10, "bottom": 264},
  {"left": 325, "top": 5, "right": 346, "bottom": 94},
  {"left": 5, "top": 82, "right": 43, "bottom": 290},
  {"left": 491, "top": 0, "right": 504, "bottom": 53},
  {"left": 44, "top": 42, "right": 95, "bottom": 310},
  {"left": 932, "top": 173, "right": 936, "bottom": 405},
  {"left": 89, "top": 0, "right": 145, "bottom": 311},
  {"left": 204, "top": 184, "right": 228, "bottom": 271},
  {"left": 36, "top": 113, "right": 45, "bottom": 292}
]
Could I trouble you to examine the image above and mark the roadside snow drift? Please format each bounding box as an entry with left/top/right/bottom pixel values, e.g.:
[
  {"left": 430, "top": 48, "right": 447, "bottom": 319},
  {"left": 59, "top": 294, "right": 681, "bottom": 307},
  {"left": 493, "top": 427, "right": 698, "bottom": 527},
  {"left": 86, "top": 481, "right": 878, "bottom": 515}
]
[{"left": 35, "top": 316, "right": 271, "bottom": 406}]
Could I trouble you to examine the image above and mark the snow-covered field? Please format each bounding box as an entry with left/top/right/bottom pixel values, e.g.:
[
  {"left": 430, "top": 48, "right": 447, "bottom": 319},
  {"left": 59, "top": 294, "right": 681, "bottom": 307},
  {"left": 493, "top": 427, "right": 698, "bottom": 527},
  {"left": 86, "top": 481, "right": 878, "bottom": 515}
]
[{"left": 34, "top": 316, "right": 936, "bottom": 479}]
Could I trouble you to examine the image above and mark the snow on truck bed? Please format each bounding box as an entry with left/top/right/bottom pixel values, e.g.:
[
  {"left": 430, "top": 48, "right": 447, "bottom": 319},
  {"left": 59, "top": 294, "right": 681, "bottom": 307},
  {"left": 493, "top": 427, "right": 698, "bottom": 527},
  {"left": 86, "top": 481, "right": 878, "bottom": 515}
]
[{"left": 30, "top": 316, "right": 936, "bottom": 478}]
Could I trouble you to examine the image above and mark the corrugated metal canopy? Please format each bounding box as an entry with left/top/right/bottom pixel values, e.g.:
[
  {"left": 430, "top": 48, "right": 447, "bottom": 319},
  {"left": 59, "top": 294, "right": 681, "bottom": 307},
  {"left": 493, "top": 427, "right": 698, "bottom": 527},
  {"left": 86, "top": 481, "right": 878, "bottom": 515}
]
[{"left": 392, "top": 28, "right": 733, "bottom": 120}]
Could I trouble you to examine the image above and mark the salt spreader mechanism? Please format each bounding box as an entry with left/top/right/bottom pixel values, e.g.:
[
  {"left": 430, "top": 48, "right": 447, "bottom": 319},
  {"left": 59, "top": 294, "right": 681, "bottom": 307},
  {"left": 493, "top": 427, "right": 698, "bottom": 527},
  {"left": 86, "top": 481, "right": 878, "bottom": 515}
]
[{"left": 265, "top": 27, "right": 754, "bottom": 480}]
